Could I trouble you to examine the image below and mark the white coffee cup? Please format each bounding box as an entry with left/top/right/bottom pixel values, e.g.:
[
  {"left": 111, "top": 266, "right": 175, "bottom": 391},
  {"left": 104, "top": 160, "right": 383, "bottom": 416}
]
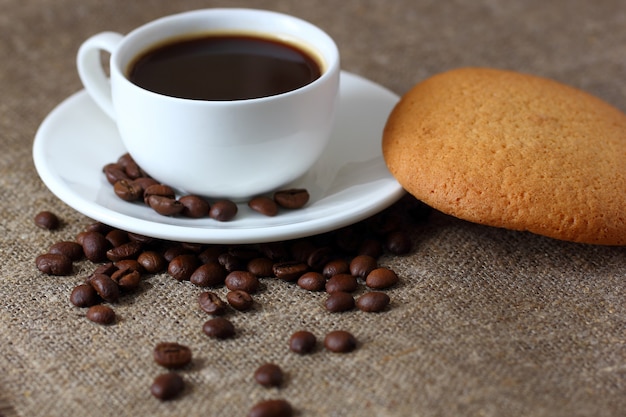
[{"left": 77, "top": 8, "right": 340, "bottom": 200}]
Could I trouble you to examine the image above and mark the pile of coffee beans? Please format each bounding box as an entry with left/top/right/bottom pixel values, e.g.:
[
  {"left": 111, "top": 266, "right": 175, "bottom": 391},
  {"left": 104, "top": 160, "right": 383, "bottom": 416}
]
[
  {"left": 33, "top": 193, "right": 431, "bottom": 413},
  {"left": 103, "top": 153, "right": 310, "bottom": 219}
]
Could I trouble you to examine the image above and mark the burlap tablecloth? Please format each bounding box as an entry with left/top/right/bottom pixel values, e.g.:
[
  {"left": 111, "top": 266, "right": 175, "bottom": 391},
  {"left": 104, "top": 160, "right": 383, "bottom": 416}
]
[{"left": 1, "top": 0, "right": 625, "bottom": 416}]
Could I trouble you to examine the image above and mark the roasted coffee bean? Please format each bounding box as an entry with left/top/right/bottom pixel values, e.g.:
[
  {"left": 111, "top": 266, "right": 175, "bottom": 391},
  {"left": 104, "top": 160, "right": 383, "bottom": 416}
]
[
  {"left": 147, "top": 195, "right": 184, "bottom": 216},
  {"left": 202, "top": 317, "right": 235, "bottom": 339},
  {"left": 117, "top": 153, "right": 143, "bottom": 179},
  {"left": 190, "top": 262, "right": 227, "bottom": 287},
  {"left": 349, "top": 255, "right": 377, "bottom": 278},
  {"left": 137, "top": 251, "right": 167, "bottom": 273},
  {"left": 111, "top": 268, "right": 142, "bottom": 291},
  {"left": 113, "top": 179, "right": 143, "bottom": 201},
  {"left": 126, "top": 231, "right": 155, "bottom": 245},
  {"left": 153, "top": 342, "right": 192, "bottom": 368},
  {"left": 35, "top": 253, "right": 73, "bottom": 276},
  {"left": 272, "top": 261, "right": 308, "bottom": 282},
  {"left": 273, "top": 188, "right": 309, "bottom": 209},
  {"left": 83, "top": 221, "right": 113, "bottom": 235},
  {"left": 103, "top": 163, "right": 129, "bottom": 185},
  {"left": 247, "top": 257, "right": 274, "bottom": 277},
  {"left": 168, "top": 254, "right": 200, "bottom": 281},
  {"left": 143, "top": 183, "right": 176, "bottom": 204},
  {"left": 254, "top": 363, "right": 284, "bottom": 387},
  {"left": 179, "top": 195, "right": 210, "bottom": 218},
  {"left": 248, "top": 399, "right": 293, "bottom": 417},
  {"left": 225, "top": 271, "right": 259, "bottom": 294},
  {"left": 34, "top": 210, "right": 60, "bottom": 230},
  {"left": 218, "top": 253, "right": 246, "bottom": 272},
  {"left": 357, "top": 238, "right": 384, "bottom": 259},
  {"left": 114, "top": 259, "right": 144, "bottom": 273},
  {"left": 132, "top": 177, "right": 159, "bottom": 193},
  {"left": 181, "top": 242, "right": 205, "bottom": 253},
  {"left": 226, "top": 290, "right": 253, "bottom": 311},
  {"left": 297, "top": 272, "right": 326, "bottom": 292},
  {"left": 288, "top": 330, "right": 316, "bottom": 354},
  {"left": 259, "top": 242, "right": 289, "bottom": 261},
  {"left": 86, "top": 304, "right": 116, "bottom": 325},
  {"left": 324, "top": 330, "right": 357, "bottom": 353},
  {"left": 106, "top": 241, "right": 142, "bottom": 262},
  {"left": 150, "top": 372, "right": 185, "bottom": 401},
  {"left": 198, "top": 291, "right": 228, "bottom": 315},
  {"left": 163, "top": 245, "right": 190, "bottom": 262},
  {"left": 89, "top": 273, "right": 120, "bottom": 303},
  {"left": 365, "top": 267, "right": 399, "bottom": 289},
  {"left": 325, "top": 274, "right": 358, "bottom": 293},
  {"left": 209, "top": 199, "right": 238, "bottom": 221},
  {"left": 307, "top": 246, "right": 334, "bottom": 271},
  {"left": 92, "top": 262, "right": 117, "bottom": 277},
  {"left": 48, "top": 241, "right": 83, "bottom": 261},
  {"left": 248, "top": 196, "right": 279, "bottom": 216},
  {"left": 356, "top": 292, "right": 390, "bottom": 312},
  {"left": 69, "top": 284, "right": 100, "bottom": 307},
  {"left": 289, "top": 240, "right": 316, "bottom": 263},
  {"left": 81, "top": 231, "right": 111, "bottom": 263},
  {"left": 333, "top": 227, "right": 361, "bottom": 254},
  {"left": 198, "top": 246, "right": 224, "bottom": 264},
  {"left": 324, "top": 291, "right": 355, "bottom": 312},
  {"left": 105, "top": 229, "right": 129, "bottom": 247},
  {"left": 385, "top": 230, "right": 412, "bottom": 255},
  {"left": 322, "top": 259, "right": 350, "bottom": 278}
]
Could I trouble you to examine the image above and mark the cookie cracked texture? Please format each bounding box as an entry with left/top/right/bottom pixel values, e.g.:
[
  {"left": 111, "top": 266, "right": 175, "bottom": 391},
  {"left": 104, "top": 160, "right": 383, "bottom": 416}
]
[{"left": 382, "top": 67, "right": 626, "bottom": 245}]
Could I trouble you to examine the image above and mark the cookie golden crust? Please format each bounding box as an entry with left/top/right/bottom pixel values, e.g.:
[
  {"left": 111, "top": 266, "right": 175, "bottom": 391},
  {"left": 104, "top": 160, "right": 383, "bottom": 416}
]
[{"left": 382, "top": 67, "right": 626, "bottom": 245}]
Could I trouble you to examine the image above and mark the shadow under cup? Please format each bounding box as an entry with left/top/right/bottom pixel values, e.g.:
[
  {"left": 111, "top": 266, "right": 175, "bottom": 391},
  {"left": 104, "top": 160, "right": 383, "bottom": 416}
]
[{"left": 83, "top": 8, "right": 341, "bottom": 200}]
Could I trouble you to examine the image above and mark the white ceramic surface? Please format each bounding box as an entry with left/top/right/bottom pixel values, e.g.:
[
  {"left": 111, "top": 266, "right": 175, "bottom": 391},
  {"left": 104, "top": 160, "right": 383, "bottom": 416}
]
[
  {"left": 33, "top": 71, "right": 405, "bottom": 244},
  {"left": 77, "top": 8, "right": 340, "bottom": 199}
]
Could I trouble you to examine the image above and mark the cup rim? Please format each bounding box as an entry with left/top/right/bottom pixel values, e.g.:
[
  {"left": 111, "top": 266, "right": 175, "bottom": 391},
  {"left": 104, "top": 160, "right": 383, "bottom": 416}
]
[{"left": 109, "top": 8, "right": 340, "bottom": 104}]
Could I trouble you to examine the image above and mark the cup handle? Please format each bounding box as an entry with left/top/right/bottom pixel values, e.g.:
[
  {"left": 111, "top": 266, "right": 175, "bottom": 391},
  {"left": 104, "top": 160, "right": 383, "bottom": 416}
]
[{"left": 76, "top": 32, "right": 124, "bottom": 120}]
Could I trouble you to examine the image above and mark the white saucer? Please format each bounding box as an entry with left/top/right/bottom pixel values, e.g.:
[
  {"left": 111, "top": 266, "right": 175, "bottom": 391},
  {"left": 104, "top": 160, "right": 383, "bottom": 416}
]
[{"left": 33, "top": 71, "right": 404, "bottom": 244}]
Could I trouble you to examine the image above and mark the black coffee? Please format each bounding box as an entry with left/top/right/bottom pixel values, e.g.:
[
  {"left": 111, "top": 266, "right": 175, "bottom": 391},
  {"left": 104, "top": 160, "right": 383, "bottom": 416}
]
[{"left": 128, "top": 34, "right": 322, "bottom": 100}]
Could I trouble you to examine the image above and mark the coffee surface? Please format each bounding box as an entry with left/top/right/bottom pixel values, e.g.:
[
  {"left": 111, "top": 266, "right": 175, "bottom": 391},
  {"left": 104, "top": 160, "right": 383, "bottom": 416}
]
[{"left": 128, "top": 34, "right": 322, "bottom": 100}]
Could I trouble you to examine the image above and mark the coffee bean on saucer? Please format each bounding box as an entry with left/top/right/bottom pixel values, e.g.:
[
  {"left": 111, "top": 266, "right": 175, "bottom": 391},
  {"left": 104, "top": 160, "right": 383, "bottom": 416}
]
[
  {"left": 324, "top": 330, "right": 357, "bottom": 353},
  {"left": 209, "top": 199, "right": 238, "bottom": 221},
  {"left": 147, "top": 195, "right": 184, "bottom": 216},
  {"left": 179, "top": 195, "right": 210, "bottom": 218},
  {"left": 143, "top": 184, "right": 176, "bottom": 205},
  {"left": 34, "top": 211, "right": 60, "bottom": 230},
  {"left": 273, "top": 188, "right": 309, "bottom": 209},
  {"left": 248, "top": 196, "right": 279, "bottom": 216},
  {"left": 153, "top": 342, "right": 192, "bottom": 368},
  {"left": 103, "top": 163, "right": 129, "bottom": 185},
  {"left": 150, "top": 372, "right": 185, "bottom": 401},
  {"left": 113, "top": 179, "right": 143, "bottom": 201}
]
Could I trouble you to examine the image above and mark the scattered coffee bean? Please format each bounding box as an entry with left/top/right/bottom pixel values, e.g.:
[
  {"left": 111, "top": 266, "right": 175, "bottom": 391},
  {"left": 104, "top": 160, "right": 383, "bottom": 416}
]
[
  {"left": 357, "top": 238, "right": 384, "bottom": 258},
  {"left": 273, "top": 188, "right": 309, "bottom": 209},
  {"left": 349, "top": 255, "right": 377, "bottom": 278},
  {"left": 179, "top": 195, "right": 210, "bottom": 218},
  {"left": 324, "top": 330, "right": 357, "bottom": 353},
  {"left": 106, "top": 240, "right": 142, "bottom": 262},
  {"left": 153, "top": 342, "right": 192, "bottom": 368},
  {"left": 209, "top": 199, "right": 238, "bottom": 221},
  {"left": 226, "top": 290, "right": 254, "bottom": 311},
  {"left": 48, "top": 241, "right": 83, "bottom": 261},
  {"left": 253, "top": 363, "right": 284, "bottom": 387},
  {"left": 202, "top": 317, "right": 235, "bottom": 339},
  {"left": 89, "top": 273, "right": 120, "bottom": 303},
  {"left": 365, "top": 267, "right": 399, "bottom": 289},
  {"left": 272, "top": 261, "right": 308, "bottom": 282},
  {"left": 150, "top": 372, "right": 185, "bottom": 401},
  {"left": 248, "top": 399, "right": 293, "bottom": 417},
  {"left": 168, "top": 254, "right": 200, "bottom": 281},
  {"left": 105, "top": 229, "right": 129, "bottom": 248},
  {"left": 306, "top": 246, "right": 333, "bottom": 270},
  {"left": 137, "top": 251, "right": 167, "bottom": 273},
  {"left": 111, "top": 268, "right": 142, "bottom": 291},
  {"left": 248, "top": 196, "right": 279, "bottom": 216},
  {"left": 190, "top": 262, "right": 227, "bottom": 287},
  {"left": 69, "top": 284, "right": 100, "bottom": 307},
  {"left": 34, "top": 211, "right": 60, "bottom": 230},
  {"left": 86, "top": 304, "right": 116, "bottom": 325},
  {"left": 288, "top": 330, "right": 316, "bottom": 354},
  {"left": 81, "top": 231, "right": 111, "bottom": 263},
  {"left": 225, "top": 271, "right": 259, "bottom": 294},
  {"left": 322, "top": 259, "right": 350, "bottom": 278},
  {"left": 324, "top": 291, "right": 355, "bottom": 313},
  {"left": 385, "top": 231, "right": 412, "bottom": 255},
  {"left": 198, "top": 291, "right": 228, "bottom": 315},
  {"left": 247, "top": 257, "right": 274, "bottom": 277},
  {"left": 356, "top": 292, "right": 390, "bottom": 312},
  {"left": 325, "top": 274, "right": 358, "bottom": 293},
  {"left": 297, "top": 272, "right": 326, "bottom": 292},
  {"left": 35, "top": 253, "right": 73, "bottom": 276},
  {"left": 114, "top": 259, "right": 144, "bottom": 274}
]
